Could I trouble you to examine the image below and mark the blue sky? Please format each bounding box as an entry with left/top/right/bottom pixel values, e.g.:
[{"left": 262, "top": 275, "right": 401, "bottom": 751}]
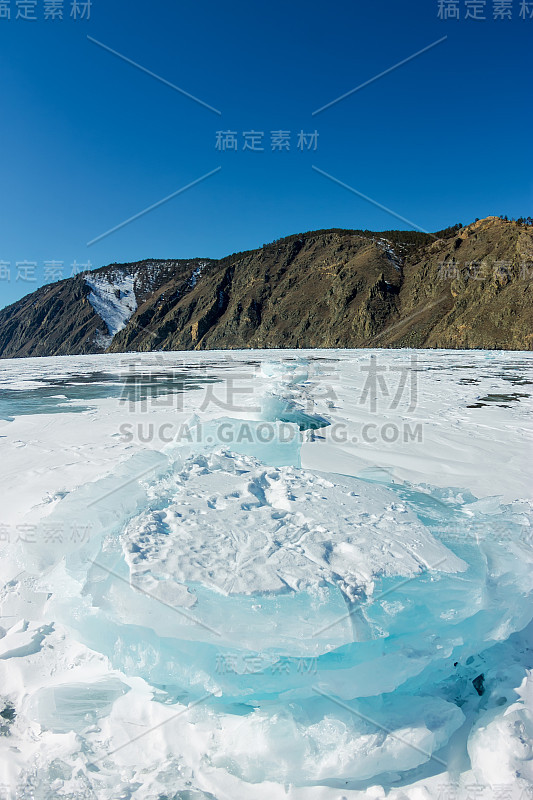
[{"left": 0, "top": 0, "right": 531, "bottom": 308}]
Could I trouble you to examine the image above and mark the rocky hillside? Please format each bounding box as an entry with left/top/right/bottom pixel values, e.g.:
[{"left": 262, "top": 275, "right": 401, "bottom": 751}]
[
  {"left": 0, "top": 217, "right": 531, "bottom": 357},
  {"left": 0, "top": 258, "right": 216, "bottom": 358}
]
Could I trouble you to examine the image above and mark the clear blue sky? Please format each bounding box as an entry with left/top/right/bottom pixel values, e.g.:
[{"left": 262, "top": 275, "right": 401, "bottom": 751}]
[{"left": 0, "top": 0, "right": 531, "bottom": 308}]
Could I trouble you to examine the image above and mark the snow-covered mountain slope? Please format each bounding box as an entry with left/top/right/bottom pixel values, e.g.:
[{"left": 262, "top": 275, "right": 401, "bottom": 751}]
[
  {"left": 0, "top": 257, "right": 216, "bottom": 358},
  {"left": 85, "top": 271, "right": 138, "bottom": 348}
]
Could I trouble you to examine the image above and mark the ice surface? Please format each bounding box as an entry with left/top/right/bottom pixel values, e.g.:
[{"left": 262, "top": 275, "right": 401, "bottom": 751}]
[{"left": 0, "top": 349, "right": 532, "bottom": 799}]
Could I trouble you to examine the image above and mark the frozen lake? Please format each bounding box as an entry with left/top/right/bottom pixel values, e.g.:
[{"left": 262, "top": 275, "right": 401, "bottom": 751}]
[{"left": 0, "top": 348, "right": 532, "bottom": 800}]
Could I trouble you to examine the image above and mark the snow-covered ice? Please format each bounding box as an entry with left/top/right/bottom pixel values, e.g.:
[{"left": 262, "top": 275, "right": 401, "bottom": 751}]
[{"left": 0, "top": 348, "right": 532, "bottom": 799}]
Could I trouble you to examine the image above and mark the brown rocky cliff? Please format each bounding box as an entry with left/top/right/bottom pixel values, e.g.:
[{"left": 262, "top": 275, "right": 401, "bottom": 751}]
[{"left": 1, "top": 218, "right": 531, "bottom": 358}]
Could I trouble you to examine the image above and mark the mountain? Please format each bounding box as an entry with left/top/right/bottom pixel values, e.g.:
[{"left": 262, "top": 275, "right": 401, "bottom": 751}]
[{"left": 0, "top": 216, "right": 531, "bottom": 358}]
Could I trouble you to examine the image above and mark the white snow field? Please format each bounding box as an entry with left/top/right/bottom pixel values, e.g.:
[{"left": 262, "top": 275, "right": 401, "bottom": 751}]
[{"left": 0, "top": 348, "right": 532, "bottom": 800}]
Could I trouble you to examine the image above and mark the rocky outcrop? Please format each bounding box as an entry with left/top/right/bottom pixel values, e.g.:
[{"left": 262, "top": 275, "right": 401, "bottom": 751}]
[{"left": 0, "top": 218, "right": 531, "bottom": 358}]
